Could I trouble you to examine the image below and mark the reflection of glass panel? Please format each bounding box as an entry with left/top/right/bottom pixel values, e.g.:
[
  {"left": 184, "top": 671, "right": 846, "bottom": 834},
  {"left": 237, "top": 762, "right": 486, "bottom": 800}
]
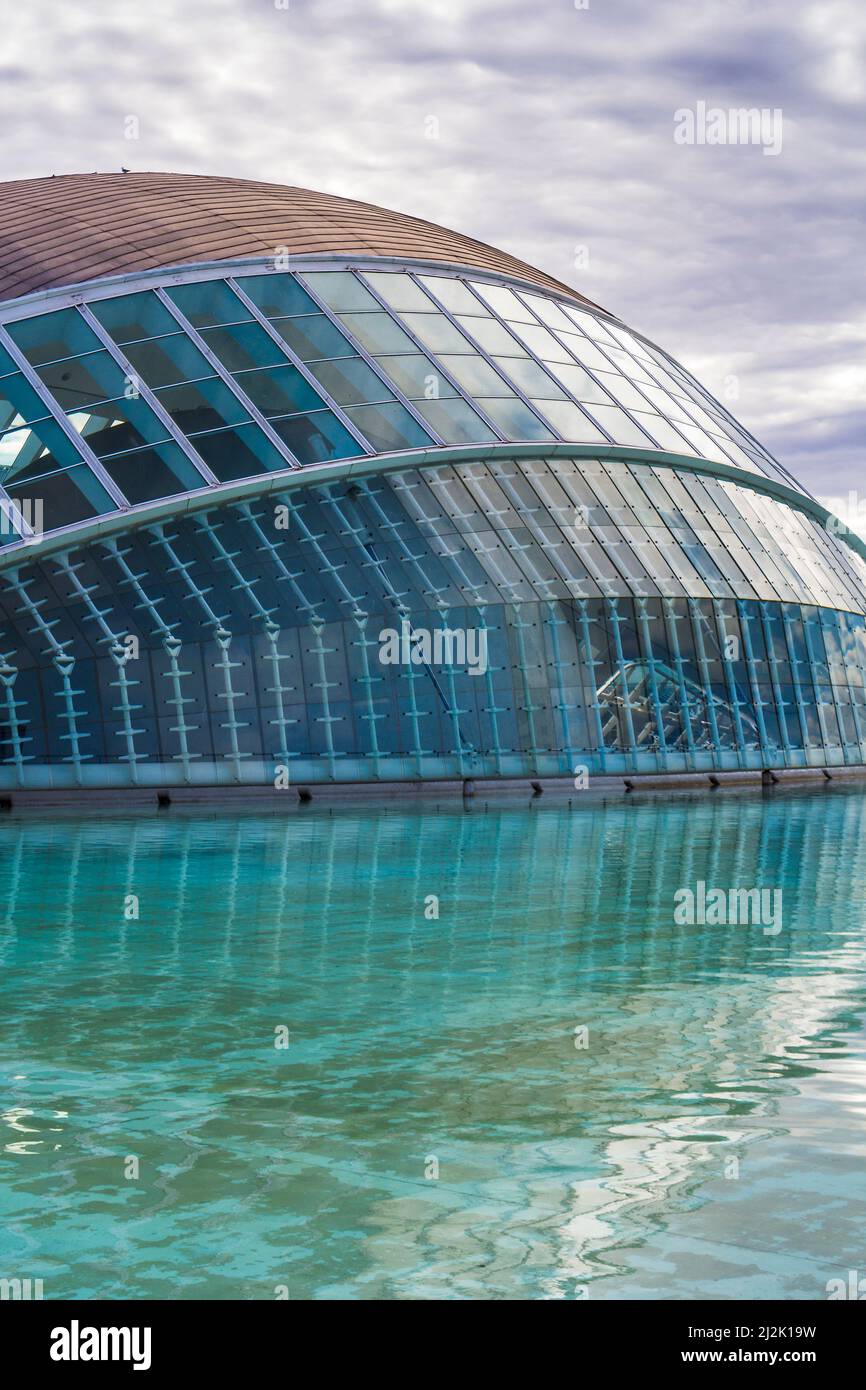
[
  {"left": 412, "top": 397, "right": 495, "bottom": 445},
  {"left": 191, "top": 424, "right": 290, "bottom": 480},
  {"left": 5, "top": 462, "right": 114, "bottom": 529},
  {"left": 166, "top": 280, "right": 252, "bottom": 328},
  {"left": 99, "top": 441, "right": 205, "bottom": 504},
  {"left": 271, "top": 314, "right": 354, "bottom": 362},
  {"left": 234, "top": 274, "right": 318, "bottom": 319},
  {"left": 302, "top": 271, "right": 379, "bottom": 313},
  {"left": 343, "top": 402, "right": 432, "bottom": 452},
  {"left": 156, "top": 378, "right": 250, "bottom": 434},
  {"left": 545, "top": 361, "right": 612, "bottom": 405},
  {"left": 91, "top": 292, "right": 179, "bottom": 343},
  {"left": 338, "top": 313, "right": 415, "bottom": 356},
  {"left": 121, "top": 334, "right": 214, "bottom": 389},
  {"left": 198, "top": 321, "right": 287, "bottom": 373},
  {"left": 373, "top": 354, "right": 457, "bottom": 400},
  {"left": 232, "top": 365, "right": 324, "bottom": 418},
  {"left": 269, "top": 411, "right": 362, "bottom": 466},
  {"left": 7, "top": 308, "right": 101, "bottom": 365},
  {"left": 307, "top": 357, "right": 394, "bottom": 406},
  {"left": 474, "top": 398, "right": 553, "bottom": 440}
]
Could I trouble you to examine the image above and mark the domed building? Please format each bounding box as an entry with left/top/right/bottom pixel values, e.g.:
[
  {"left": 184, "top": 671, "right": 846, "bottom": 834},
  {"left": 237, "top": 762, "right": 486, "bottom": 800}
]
[{"left": 0, "top": 171, "right": 863, "bottom": 793}]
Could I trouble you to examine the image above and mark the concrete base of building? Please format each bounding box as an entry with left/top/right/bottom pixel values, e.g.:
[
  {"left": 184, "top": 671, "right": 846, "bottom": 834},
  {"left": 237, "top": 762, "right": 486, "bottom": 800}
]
[{"left": 1, "top": 763, "right": 864, "bottom": 813}]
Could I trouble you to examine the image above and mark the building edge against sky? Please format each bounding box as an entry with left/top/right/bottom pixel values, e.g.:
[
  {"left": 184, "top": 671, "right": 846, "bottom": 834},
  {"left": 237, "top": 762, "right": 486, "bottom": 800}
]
[{"left": 0, "top": 171, "right": 864, "bottom": 791}]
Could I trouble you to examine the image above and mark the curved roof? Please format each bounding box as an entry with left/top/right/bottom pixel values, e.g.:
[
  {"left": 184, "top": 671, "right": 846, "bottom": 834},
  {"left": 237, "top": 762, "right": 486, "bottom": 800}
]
[{"left": 0, "top": 171, "right": 597, "bottom": 308}]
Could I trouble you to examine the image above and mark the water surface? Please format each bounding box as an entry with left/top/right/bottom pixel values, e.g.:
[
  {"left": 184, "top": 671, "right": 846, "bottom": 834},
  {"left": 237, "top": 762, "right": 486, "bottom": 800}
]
[{"left": 1, "top": 786, "right": 865, "bottom": 1299}]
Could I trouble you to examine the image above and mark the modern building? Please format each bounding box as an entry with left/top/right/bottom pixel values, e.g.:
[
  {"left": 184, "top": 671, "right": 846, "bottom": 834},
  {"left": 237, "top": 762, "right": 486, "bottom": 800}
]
[{"left": 0, "top": 171, "right": 863, "bottom": 791}]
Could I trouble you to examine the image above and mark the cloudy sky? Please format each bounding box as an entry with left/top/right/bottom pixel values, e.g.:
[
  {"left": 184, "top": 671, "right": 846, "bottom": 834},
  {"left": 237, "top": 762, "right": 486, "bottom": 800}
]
[{"left": 2, "top": 0, "right": 863, "bottom": 523}]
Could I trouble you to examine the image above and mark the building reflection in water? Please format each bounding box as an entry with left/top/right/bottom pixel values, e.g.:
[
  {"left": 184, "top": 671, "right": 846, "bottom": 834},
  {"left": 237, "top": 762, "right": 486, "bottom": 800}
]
[{"left": 1, "top": 786, "right": 865, "bottom": 1299}]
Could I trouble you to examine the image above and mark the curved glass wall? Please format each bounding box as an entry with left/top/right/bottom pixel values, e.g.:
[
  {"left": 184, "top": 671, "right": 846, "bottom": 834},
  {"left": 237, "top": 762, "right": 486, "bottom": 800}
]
[
  {"left": 0, "top": 262, "right": 812, "bottom": 543},
  {"left": 0, "top": 455, "right": 864, "bottom": 788}
]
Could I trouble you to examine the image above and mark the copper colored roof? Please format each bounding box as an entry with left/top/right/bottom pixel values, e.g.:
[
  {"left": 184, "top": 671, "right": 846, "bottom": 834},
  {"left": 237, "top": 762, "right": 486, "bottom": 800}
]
[{"left": 0, "top": 171, "right": 599, "bottom": 308}]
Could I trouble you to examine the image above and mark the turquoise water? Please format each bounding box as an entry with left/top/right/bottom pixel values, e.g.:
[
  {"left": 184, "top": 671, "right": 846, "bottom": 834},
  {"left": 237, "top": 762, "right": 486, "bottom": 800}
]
[{"left": 1, "top": 787, "right": 865, "bottom": 1301}]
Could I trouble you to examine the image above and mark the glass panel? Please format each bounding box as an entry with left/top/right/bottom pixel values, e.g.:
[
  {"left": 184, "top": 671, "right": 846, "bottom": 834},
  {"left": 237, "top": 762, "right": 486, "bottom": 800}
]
[
  {"left": 0, "top": 372, "right": 52, "bottom": 429},
  {"left": 271, "top": 314, "right": 354, "bottom": 362},
  {"left": 37, "top": 351, "right": 128, "bottom": 410},
  {"left": 533, "top": 399, "right": 607, "bottom": 442},
  {"left": 234, "top": 274, "right": 318, "bottom": 319},
  {"left": 419, "top": 276, "right": 490, "bottom": 315},
  {"left": 90, "top": 292, "right": 179, "bottom": 343},
  {"left": 156, "top": 378, "right": 250, "bottom": 434},
  {"left": 198, "top": 321, "right": 289, "bottom": 373},
  {"left": 307, "top": 357, "right": 395, "bottom": 406},
  {"left": 122, "top": 334, "right": 214, "bottom": 389},
  {"left": 7, "top": 308, "right": 101, "bottom": 365},
  {"left": 475, "top": 398, "right": 554, "bottom": 440},
  {"left": 413, "top": 397, "right": 496, "bottom": 445},
  {"left": 100, "top": 441, "right": 205, "bottom": 504},
  {"left": 494, "top": 357, "right": 566, "bottom": 398},
  {"left": 1, "top": 417, "right": 86, "bottom": 483},
  {"left": 520, "top": 293, "right": 579, "bottom": 332},
  {"left": 191, "top": 423, "right": 290, "bottom": 480},
  {"left": 508, "top": 322, "right": 573, "bottom": 362},
  {"left": 399, "top": 313, "right": 473, "bottom": 354},
  {"left": 438, "top": 355, "right": 512, "bottom": 397},
  {"left": 302, "top": 271, "right": 379, "bottom": 313},
  {"left": 545, "top": 361, "right": 613, "bottom": 405},
  {"left": 166, "top": 280, "right": 253, "bottom": 328},
  {"left": 456, "top": 316, "right": 524, "bottom": 355},
  {"left": 269, "top": 411, "right": 363, "bottom": 465},
  {"left": 337, "top": 313, "right": 415, "bottom": 356},
  {"left": 69, "top": 397, "right": 172, "bottom": 459},
  {"left": 232, "top": 365, "right": 324, "bottom": 418},
  {"left": 363, "top": 272, "right": 432, "bottom": 311},
  {"left": 5, "top": 462, "right": 115, "bottom": 529},
  {"left": 470, "top": 282, "right": 535, "bottom": 321},
  {"left": 584, "top": 403, "right": 656, "bottom": 447},
  {"left": 343, "top": 402, "right": 432, "bottom": 452},
  {"left": 374, "top": 355, "right": 458, "bottom": 400}
]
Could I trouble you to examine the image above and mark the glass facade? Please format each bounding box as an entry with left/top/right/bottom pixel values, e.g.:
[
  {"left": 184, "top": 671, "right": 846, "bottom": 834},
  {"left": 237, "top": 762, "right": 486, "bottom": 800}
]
[{"left": 0, "top": 260, "right": 863, "bottom": 786}]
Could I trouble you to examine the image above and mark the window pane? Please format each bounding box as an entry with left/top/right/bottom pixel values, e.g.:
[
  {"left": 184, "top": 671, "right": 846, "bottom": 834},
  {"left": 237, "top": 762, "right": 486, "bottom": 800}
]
[
  {"left": 419, "top": 276, "right": 490, "bottom": 315},
  {"left": 532, "top": 399, "right": 606, "bottom": 442},
  {"left": 412, "top": 397, "right": 495, "bottom": 445},
  {"left": 233, "top": 364, "right": 324, "bottom": 418},
  {"left": 302, "top": 271, "right": 379, "bottom": 313},
  {"left": 438, "top": 354, "right": 512, "bottom": 397},
  {"left": 374, "top": 354, "right": 457, "bottom": 400},
  {"left": 545, "top": 361, "right": 613, "bottom": 405},
  {"left": 270, "top": 411, "right": 363, "bottom": 465},
  {"left": 455, "top": 316, "right": 523, "bottom": 355},
  {"left": 7, "top": 308, "right": 101, "bottom": 365},
  {"left": 192, "top": 424, "right": 289, "bottom": 480},
  {"left": 166, "top": 280, "right": 252, "bottom": 328},
  {"left": 470, "top": 282, "right": 535, "bottom": 322},
  {"left": 156, "top": 378, "right": 250, "bottom": 434},
  {"left": 122, "top": 334, "right": 214, "bottom": 389},
  {"left": 0, "top": 372, "right": 52, "bottom": 429},
  {"left": 70, "top": 398, "right": 172, "bottom": 458},
  {"left": 198, "top": 321, "right": 288, "bottom": 373},
  {"left": 6, "top": 462, "right": 115, "bottom": 529},
  {"left": 1, "top": 417, "right": 86, "bottom": 483},
  {"left": 494, "top": 356, "right": 566, "bottom": 399},
  {"left": 344, "top": 402, "right": 432, "bottom": 452},
  {"left": 400, "top": 312, "right": 473, "bottom": 354},
  {"left": 364, "top": 272, "right": 432, "bottom": 311},
  {"left": 475, "top": 398, "right": 554, "bottom": 440},
  {"left": 307, "top": 357, "right": 394, "bottom": 406},
  {"left": 100, "top": 441, "right": 204, "bottom": 504},
  {"left": 337, "top": 312, "right": 415, "bottom": 356},
  {"left": 90, "top": 292, "right": 179, "bottom": 343},
  {"left": 271, "top": 314, "right": 354, "bottom": 362},
  {"left": 37, "top": 351, "right": 128, "bottom": 410},
  {"left": 235, "top": 274, "right": 318, "bottom": 319}
]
